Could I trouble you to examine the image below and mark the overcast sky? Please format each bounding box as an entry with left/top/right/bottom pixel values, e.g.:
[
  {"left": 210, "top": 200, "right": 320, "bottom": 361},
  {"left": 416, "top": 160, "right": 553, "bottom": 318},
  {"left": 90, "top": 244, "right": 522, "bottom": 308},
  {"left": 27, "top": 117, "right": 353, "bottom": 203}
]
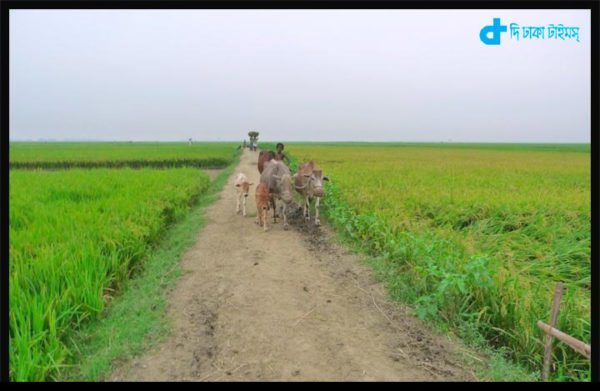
[{"left": 9, "top": 9, "right": 591, "bottom": 142}]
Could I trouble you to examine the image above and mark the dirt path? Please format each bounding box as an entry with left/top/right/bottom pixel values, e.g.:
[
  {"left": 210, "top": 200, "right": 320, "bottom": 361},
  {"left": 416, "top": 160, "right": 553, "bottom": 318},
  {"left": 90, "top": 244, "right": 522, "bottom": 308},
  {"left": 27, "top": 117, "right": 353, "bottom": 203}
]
[{"left": 110, "top": 150, "right": 477, "bottom": 381}]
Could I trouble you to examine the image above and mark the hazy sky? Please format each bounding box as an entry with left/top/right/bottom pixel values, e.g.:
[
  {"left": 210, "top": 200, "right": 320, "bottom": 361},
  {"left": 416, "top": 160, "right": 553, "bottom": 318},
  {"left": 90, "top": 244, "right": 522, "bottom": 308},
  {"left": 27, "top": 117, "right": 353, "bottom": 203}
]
[{"left": 10, "top": 9, "right": 591, "bottom": 142}]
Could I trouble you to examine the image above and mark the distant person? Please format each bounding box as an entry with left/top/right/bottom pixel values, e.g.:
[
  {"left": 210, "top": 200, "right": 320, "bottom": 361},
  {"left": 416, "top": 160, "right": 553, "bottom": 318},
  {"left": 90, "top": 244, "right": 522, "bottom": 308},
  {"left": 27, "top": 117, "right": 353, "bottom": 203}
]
[
  {"left": 243, "top": 139, "right": 247, "bottom": 149},
  {"left": 274, "top": 143, "right": 290, "bottom": 165}
]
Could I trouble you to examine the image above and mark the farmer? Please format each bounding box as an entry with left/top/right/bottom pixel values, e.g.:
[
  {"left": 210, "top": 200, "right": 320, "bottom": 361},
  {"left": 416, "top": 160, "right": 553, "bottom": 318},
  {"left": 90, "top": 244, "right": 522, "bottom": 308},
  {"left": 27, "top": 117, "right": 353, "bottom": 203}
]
[{"left": 274, "top": 143, "right": 290, "bottom": 166}]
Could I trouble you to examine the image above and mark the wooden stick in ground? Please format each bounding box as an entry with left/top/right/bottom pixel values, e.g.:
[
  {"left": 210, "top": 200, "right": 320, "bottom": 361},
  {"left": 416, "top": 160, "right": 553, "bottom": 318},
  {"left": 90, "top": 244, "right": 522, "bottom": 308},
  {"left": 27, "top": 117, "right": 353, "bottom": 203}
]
[
  {"left": 537, "top": 321, "right": 591, "bottom": 360},
  {"left": 541, "top": 282, "right": 564, "bottom": 381}
]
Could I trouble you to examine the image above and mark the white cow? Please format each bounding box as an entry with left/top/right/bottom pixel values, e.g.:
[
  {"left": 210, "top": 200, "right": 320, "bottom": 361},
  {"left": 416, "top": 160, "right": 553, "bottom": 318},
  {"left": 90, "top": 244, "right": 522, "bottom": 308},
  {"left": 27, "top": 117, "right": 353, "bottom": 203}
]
[{"left": 234, "top": 173, "right": 253, "bottom": 216}]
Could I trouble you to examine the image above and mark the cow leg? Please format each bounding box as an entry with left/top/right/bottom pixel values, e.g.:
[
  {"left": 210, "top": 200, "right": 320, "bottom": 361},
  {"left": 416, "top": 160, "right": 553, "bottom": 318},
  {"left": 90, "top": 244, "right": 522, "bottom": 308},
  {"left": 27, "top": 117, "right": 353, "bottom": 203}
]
[
  {"left": 315, "top": 197, "right": 321, "bottom": 226},
  {"left": 271, "top": 197, "right": 278, "bottom": 223},
  {"left": 282, "top": 203, "right": 289, "bottom": 230},
  {"left": 242, "top": 195, "right": 247, "bottom": 216},
  {"left": 304, "top": 195, "right": 310, "bottom": 221},
  {"left": 263, "top": 209, "right": 268, "bottom": 231},
  {"left": 302, "top": 196, "right": 307, "bottom": 220},
  {"left": 236, "top": 192, "right": 241, "bottom": 214}
]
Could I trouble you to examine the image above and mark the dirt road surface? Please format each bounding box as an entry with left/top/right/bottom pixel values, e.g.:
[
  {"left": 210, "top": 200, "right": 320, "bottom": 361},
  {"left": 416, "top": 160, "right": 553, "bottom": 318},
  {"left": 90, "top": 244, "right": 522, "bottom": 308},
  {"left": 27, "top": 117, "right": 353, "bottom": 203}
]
[{"left": 110, "top": 149, "right": 477, "bottom": 381}]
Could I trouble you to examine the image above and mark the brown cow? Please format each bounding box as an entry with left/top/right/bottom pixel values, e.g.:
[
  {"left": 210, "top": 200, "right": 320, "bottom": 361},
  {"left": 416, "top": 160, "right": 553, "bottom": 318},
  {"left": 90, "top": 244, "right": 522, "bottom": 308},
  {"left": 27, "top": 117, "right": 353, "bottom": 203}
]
[
  {"left": 255, "top": 182, "right": 270, "bottom": 231},
  {"left": 257, "top": 150, "right": 275, "bottom": 174},
  {"left": 293, "top": 161, "right": 329, "bottom": 226},
  {"left": 260, "top": 159, "right": 294, "bottom": 230}
]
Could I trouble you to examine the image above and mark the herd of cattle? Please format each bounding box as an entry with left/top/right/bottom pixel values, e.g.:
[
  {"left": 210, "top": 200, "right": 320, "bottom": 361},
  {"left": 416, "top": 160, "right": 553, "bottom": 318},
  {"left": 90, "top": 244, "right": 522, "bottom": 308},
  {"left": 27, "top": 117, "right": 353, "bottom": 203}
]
[{"left": 234, "top": 150, "right": 329, "bottom": 231}]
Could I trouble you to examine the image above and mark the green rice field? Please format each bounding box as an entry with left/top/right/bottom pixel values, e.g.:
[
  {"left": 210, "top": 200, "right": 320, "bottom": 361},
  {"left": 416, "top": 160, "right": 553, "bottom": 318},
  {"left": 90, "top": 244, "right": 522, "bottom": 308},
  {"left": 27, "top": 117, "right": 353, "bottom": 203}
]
[
  {"left": 285, "top": 143, "right": 590, "bottom": 381},
  {"left": 9, "top": 168, "right": 211, "bottom": 381},
  {"left": 9, "top": 141, "right": 590, "bottom": 381},
  {"left": 9, "top": 142, "right": 237, "bottom": 169}
]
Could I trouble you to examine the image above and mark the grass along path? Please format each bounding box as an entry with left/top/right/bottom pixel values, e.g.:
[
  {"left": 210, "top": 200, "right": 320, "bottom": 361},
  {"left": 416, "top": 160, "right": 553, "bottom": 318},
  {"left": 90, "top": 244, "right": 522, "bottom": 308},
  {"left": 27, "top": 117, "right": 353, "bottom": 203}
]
[{"left": 61, "top": 156, "right": 239, "bottom": 381}]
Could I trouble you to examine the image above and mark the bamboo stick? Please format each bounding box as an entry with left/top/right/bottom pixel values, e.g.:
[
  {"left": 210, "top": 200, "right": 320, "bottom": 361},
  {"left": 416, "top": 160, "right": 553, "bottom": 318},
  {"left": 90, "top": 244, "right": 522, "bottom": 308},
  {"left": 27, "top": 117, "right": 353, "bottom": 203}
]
[
  {"left": 541, "top": 282, "right": 564, "bottom": 381},
  {"left": 537, "top": 320, "right": 591, "bottom": 360}
]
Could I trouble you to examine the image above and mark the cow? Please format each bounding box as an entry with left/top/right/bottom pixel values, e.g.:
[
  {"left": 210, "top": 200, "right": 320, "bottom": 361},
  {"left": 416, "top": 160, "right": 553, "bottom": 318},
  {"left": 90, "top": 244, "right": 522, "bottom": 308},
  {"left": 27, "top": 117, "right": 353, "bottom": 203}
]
[
  {"left": 258, "top": 150, "right": 275, "bottom": 174},
  {"left": 255, "top": 183, "right": 270, "bottom": 231},
  {"left": 234, "top": 173, "right": 253, "bottom": 216},
  {"left": 260, "top": 159, "right": 294, "bottom": 230},
  {"left": 293, "top": 161, "right": 329, "bottom": 226}
]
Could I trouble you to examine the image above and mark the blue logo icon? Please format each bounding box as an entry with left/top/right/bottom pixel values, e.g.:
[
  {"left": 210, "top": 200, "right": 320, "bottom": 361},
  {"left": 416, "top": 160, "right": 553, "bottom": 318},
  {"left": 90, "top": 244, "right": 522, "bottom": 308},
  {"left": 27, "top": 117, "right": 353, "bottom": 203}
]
[{"left": 480, "top": 18, "right": 507, "bottom": 45}]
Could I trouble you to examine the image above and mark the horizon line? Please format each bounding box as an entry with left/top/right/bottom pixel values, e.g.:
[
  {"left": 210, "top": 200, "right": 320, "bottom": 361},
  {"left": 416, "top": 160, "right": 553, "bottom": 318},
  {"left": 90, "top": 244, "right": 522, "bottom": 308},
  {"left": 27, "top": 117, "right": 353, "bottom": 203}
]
[{"left": 8, "top": 139, "right": 591, "bottom": 144}]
